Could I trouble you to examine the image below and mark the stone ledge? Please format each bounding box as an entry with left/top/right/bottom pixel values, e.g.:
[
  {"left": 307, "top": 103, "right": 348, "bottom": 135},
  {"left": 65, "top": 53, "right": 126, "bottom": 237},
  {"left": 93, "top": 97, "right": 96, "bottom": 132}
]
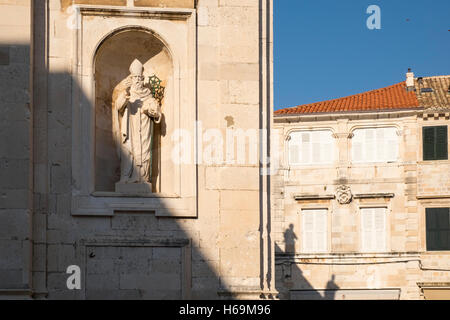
[
  {"left": 0, "top": 289, "right": 33, "bottom": 300},
  {"left": 276, "top": 252, "right": 421, "bottom": 260},
  {"left": 218, "top": 287, "right": 278, "bottom": 300},
  {"left": 77, "top": 5, "right": 195, "bottom": 20},
  {"left": 417, "top": 282, "right": 450, "bottom": 288},
  {"left": 294, "top": 194, "right": 335, "bottom": 201},
  {"left": 354, "top": 193, "right": 395, "bottom": 199},
  {"left": 416, "top": 194, "right": 450, "bottom": 199}
]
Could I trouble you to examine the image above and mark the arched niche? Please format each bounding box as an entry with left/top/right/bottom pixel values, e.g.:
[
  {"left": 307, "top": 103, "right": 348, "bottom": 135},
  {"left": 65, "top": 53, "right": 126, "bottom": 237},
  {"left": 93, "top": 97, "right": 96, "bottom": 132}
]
[{"left": 93, "top": 28, "right": 174, "bottom": 193}]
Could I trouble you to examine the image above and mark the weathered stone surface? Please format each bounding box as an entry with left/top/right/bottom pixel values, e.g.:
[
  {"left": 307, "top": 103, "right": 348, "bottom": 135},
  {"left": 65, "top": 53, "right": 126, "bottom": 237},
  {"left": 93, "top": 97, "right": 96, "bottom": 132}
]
[
  {"left": 274, "top": 110, "right": 450, "bottom": 299},
  {"left": 0, "top": 0, "right": 274, "bottom": 300},
  {"left": 0, "top": 0, "right": 32, "bottom": 294}
]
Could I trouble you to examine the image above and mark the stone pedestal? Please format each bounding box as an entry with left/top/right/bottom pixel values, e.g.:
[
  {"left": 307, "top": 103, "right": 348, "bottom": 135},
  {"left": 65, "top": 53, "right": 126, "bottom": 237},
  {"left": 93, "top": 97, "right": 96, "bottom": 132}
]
[{"left": 115, "top": 182, "right": 152, "bottom": 195}]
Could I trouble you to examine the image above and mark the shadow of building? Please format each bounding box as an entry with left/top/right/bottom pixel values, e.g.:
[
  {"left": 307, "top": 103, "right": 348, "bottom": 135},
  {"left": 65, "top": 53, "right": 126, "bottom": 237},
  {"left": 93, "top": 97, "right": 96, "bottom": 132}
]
[
  {"left": 275, "top": 227, "right": 340, "bottom": 300},
  {"left": 0, "top": 0, "right": 275, "bottom": 300}
]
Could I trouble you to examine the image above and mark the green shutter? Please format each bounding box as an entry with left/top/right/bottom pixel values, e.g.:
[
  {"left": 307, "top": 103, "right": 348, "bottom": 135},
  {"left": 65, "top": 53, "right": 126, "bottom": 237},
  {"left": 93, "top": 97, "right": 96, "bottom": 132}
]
[
  {"left": 423, "top": 126, "right": 448, "bottom": 160},
  {"left": 426, "top": 208, "right": 450, "bottom": 251},
  {"left": 426, "top": 209, "right": 436, "bottom": 250},
  {"left": 436, "top": 126, "right": 448, "bottom": 160},
  {"left": 423, "top": 127, "right": 436, "bottom": 160}
]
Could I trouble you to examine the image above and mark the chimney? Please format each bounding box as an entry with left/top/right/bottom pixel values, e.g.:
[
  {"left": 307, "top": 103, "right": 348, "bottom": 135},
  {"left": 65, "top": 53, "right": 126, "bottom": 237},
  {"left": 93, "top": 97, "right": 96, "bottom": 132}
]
[{"left": 406, "top": 68, "right": 415, "bottom": 91}]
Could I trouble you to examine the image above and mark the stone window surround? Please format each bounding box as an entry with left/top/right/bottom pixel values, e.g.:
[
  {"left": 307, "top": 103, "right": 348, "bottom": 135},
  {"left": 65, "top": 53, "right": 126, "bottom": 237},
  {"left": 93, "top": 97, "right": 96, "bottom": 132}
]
[
  {"left": 350, "top": 126, "right": 400, "bottom": 164},
  {"left": 424, "top": 207, "right": 450, "bottom": 252},
  {"left": 359, "top": 207, "right": 388, "bottom": 253},
  {"left": 419, "top": 118, "right": 449, "bottom": 154},
  {"left": 284, "top": 127, "right": 337, "bottom": 167},
  {"left": 419, "top": 122, "right": 449, "bottom": 161},
  {"left": 357, "top": 203, "right": 391, "bottom": 253},
  {"left": 418, "top": 200, "right": 450, "bottom": 253},
  {"left": 283, "top": 123, "right": 404, "bottom": 168},
  {"left": 70, "top": 5, "right": 197, "bottom": 217},
  {"left": 300, "top": 208, "right": 328, "bottom": 253},
  {"left": 296, "top": 204, "right": 332, "bottom": 254},
  {"left": 286, "top": 129, "right": 336, "bottom": 166}
]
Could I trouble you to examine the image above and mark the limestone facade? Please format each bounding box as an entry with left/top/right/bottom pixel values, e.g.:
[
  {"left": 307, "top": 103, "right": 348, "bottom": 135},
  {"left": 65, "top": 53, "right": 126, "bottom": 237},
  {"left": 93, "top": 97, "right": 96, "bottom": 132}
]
[
  {"left": 0, "top": 0, "right": 33, "bottom": 299},
  {"left": 273, "top": 78, "right": 450, "bottom": 300},
  {"left": 0, "top": 0, "right": 274, "bottom": 299}
]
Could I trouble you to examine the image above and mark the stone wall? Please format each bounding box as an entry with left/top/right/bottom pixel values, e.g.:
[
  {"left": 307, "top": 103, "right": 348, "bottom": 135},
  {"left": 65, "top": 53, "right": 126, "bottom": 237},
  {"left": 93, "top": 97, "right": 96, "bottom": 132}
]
[
  {"left": 22, "top": 0, "right": 274, "bottom": 299},
  {"left": 0, "top": 0, "right": 33, "bottom": 298}
]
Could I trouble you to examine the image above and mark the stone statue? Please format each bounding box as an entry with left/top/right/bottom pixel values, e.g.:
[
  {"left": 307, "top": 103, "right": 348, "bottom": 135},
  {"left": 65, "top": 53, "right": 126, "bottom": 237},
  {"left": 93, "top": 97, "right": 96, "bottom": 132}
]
[{"left": 112, "top": 59, "right": 163, "bottom": 193}]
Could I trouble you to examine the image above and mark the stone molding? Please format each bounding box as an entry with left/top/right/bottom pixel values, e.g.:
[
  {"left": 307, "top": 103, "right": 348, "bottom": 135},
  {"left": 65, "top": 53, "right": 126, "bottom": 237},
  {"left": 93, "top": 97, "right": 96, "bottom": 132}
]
[
  {"left": 354, "top": 193, "right": 395, "bottom": 199},
  {"left": 416, "top": 194, "right": 450, "bottom": 199},
  {"left": 293, "top": 194, "right": 335, "bottom": 201}
]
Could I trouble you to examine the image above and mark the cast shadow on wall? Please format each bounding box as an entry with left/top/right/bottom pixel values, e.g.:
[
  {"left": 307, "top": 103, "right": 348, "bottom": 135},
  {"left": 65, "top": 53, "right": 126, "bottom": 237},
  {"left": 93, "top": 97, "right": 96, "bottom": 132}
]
[
  {"left": 31, "top": 66, "right": 225, "bottom": 300},
  {"left": 26, "top": 30, "right": 222, "bottom": 297},
  {"left": 25, "top": 3, "right": 264, "bottom": 301},
  {"left": 275, "top": 226, "right": 339, "bottom": 300}
]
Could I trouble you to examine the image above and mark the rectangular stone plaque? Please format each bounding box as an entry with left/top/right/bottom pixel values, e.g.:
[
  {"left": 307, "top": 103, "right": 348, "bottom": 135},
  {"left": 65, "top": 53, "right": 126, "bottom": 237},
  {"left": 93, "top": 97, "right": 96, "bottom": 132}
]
[{"left": 86, "top": 246, "right": 182, "bottom": 299}]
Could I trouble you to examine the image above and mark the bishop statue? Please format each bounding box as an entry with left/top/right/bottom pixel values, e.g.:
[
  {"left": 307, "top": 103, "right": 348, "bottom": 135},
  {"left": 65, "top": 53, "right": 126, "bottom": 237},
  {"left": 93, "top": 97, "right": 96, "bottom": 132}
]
[{"left": 112, "top": 59, "right": 162, "bottom": 193}]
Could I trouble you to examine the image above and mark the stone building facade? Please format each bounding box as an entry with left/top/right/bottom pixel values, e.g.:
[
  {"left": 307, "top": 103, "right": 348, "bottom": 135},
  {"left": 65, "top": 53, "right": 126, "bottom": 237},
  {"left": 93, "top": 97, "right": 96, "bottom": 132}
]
[
  {"left": 273, "top": 74, "right": 450, "bottom": 300},
  {"left": 0, "top": 0, "right": 275, "bottom": 299},
  {"left": 2, "top": 1, "right": 449, "bottom": 301}
]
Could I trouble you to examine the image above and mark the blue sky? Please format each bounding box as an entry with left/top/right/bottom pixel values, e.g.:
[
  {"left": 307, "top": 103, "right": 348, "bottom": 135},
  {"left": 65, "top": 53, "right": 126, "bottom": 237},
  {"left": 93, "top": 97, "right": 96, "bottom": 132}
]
[{"left": 274, "top": 0, "right": 450, "bottom": 110}]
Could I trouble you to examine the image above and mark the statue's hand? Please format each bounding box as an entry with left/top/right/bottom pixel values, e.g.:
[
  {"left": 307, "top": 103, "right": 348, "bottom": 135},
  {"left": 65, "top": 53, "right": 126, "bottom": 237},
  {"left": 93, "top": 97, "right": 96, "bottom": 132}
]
[
  {"left": 144, "top": 106, "right": 161, "bottom": 123},
  {"left": 116, "top": 91, "right": 129, "bottom": 112},
  {"left": 142, "top": 99, "right": 160, "bottom": 118},
  {"left": 147, "top": 107, "right": 158, "bottom": 117},
  {"left": 124, "top": 77, "right": 132, "bottom": 88}
]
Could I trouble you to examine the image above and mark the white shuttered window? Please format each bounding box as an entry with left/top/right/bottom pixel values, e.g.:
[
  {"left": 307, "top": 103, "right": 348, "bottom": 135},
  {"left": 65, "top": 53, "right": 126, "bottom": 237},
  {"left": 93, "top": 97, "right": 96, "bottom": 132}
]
[
  {"left": 288, "top": 131, "right": 334, "bottom": 165},
  {"left": 302, "top": 209, "right": 327, "bottom": 253},
  {"left": 352, "top": 127, "right": 399, "bottom": 163},
  {"left": 360, "top": 208, "right": 387, "bottom": 252}
]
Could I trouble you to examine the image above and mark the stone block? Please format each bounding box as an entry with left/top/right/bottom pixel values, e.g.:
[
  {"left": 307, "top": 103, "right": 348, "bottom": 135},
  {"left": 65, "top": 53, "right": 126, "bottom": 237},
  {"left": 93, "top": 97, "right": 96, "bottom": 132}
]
[
  {"left": 0, "top": 46, "right": 9, "bottom": 65},
  {"left": 0, "top": 209, "right": 30, "bottom": 239},
  {"left": 0, "top": 189, "right": 29, "bottom": 209},
  {"left": 0, "top": 269, "right": 23, "bottom": 288},
  {"left": 205, "top": 166, "right": 259, "bottom": 190},
  {"left": 219, "top": 190, "right": 259, "bottom": 211}
]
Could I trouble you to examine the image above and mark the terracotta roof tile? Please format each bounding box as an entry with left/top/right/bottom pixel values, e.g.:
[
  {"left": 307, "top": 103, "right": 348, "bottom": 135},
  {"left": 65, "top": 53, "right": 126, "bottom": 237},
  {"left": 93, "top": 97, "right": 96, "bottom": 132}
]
[
  {"left": 275, "top": 81, "right": 420, "bottom": 116},
  {"left": 415, "top": 76, "right": 450, "bottom": 111}
]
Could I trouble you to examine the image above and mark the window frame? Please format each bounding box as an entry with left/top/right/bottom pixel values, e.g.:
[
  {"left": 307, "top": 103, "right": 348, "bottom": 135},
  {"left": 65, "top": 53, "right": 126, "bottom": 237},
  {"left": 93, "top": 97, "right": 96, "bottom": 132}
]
[
  {"left": 287, "top": 129, "right": 336, "bottom": 166},
  {"left": 351, "top": 126, "right": 400, "bottom": 164},
  {"left": 422, "top": 125, "right": 449, "bottom": 161},
  {"left": 300, "top": 208, "right": 329, "bottom": 254},
  {"left": 425, "top": 207, "right": 450, "bottom": 252},
  {"left": 359, "top": 206, "right": 389, "bottom": 253}
]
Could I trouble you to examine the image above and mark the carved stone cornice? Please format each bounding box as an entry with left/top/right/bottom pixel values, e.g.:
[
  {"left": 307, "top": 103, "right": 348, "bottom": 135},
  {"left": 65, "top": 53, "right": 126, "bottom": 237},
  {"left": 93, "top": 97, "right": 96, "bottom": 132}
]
[
  {"left": 294, "top": 194, "right": 335, "bottom": 201},
  {"left": 353, "top": 193, "right": 395, "bottom": 199}
]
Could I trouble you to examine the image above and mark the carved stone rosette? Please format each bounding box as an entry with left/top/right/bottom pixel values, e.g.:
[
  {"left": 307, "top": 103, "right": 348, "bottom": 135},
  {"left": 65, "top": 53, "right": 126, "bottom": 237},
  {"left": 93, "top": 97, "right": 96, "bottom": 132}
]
[{"left": 336, "top": 185, "right": 352, "bottom": 205}]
